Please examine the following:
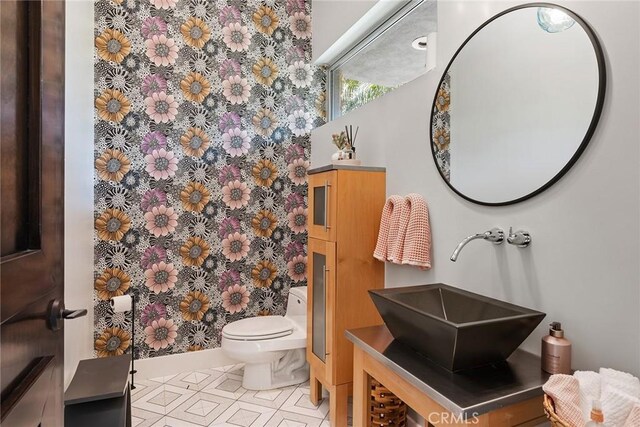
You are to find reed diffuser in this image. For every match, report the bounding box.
[331,125,360,165]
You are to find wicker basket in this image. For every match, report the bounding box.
[543,394,571,427]
[370,379,408,427]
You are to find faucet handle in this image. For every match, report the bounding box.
[507,227,531,247]
[485,227,504,244]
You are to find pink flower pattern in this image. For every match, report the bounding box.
[287,207,307,234]
[94,0,324,358]
[144,318,178,351]
[145,92,178,123]
[221,284,250,314]
[140,188,167,212]
[222,22,251,52]
[217,165,241,186]
[222,180,250,209]
[144,205,178,236]
[218,217,241,240]
[218,111,241,133]
[141,302,168,326]
[219,59,241,80]
[141,75,168,97]
[221,232,250,261]
[145,34,179,66]
[285,241,305,262]
[222,75,250,105]
[141,17,167,38]
[219,6,241,26]
[219,269,241,291]
[140,131,167,155]
[150,0,178,10]
[145,149,178,180]
[287,255,307,282]
[140,246,167,270]
[222,127,250,157]
[288,158,310,185]
[144,261,178,294]
[289,12,312,39]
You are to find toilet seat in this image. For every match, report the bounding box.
[222,316,293,341]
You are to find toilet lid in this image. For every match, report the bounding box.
[222,316,293,340]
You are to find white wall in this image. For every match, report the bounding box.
[312,0,640,375]
[64,1,95,389]
[312,0,377,61]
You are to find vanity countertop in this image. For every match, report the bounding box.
[308,164,386,174]
[346,325,550,418]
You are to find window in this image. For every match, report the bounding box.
[328,0,438,119]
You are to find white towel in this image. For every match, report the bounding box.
[543,374,585,427]
[574,370,601,421]
[601,385,640,427]
[600,368,640,399]
[624,404,640,427]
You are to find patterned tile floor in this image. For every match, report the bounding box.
[131,364,353,427]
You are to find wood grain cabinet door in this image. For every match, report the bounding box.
[306,238,336,383]
[1,1,66,425]
[307,171,337,242]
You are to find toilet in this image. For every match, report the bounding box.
[221,286,309,390]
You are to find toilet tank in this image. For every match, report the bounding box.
[286,286,307,316]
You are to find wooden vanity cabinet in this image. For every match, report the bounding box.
[306,166,386,426]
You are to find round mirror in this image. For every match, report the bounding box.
[430,3,605,206]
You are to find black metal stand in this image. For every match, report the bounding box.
[129,294,136,390]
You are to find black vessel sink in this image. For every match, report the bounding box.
[369,284,545,372]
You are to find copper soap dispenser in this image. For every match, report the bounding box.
[542,322,572,374]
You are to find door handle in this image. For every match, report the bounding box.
[323,180,331,232]
[47,299,87,331]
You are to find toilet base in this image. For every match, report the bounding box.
[242,348,310,391]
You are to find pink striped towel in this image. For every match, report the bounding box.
[374,195,405,262]
[374,194,431,270]
[625,404,640,426]
[543,374,585,427]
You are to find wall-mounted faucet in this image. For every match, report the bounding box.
[507,227,531,248]
[450,228,504,262]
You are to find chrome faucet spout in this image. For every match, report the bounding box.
[450,233,487,262]
[450,228,504,262]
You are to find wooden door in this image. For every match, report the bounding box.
[307,171,337,241]
[306,238,336,383]
[1,1,66,425]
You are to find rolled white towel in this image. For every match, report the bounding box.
[600,368,640,399]
[574,371,601,421]
[624,404,640,427]
[601,385,640,427]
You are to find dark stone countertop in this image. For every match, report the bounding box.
[346,325,549,418]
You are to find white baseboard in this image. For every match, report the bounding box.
[134,348,239,380]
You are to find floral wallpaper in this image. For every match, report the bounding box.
[432,72,450,180]
[93,0,325,359]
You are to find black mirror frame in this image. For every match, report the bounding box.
[429,2,607,206]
